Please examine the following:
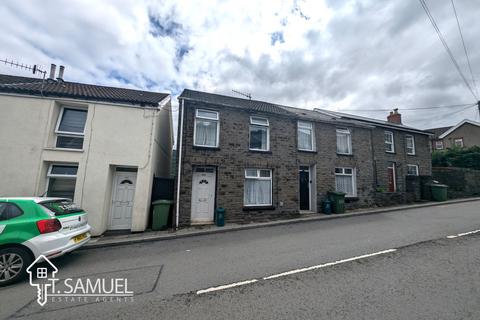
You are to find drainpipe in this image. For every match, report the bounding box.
[175,98,185,230]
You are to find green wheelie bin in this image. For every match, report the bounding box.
[152,200,173,230]
[328,191,346,214]
[430,184,448,202]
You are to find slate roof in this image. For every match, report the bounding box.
[0,74,169,107]
[426,126,452,139]
[179,89,431,134]
[314,109,432,135]
[179,89,297,117]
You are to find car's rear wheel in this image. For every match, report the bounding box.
[0,247,32,286]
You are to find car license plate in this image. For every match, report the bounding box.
[72,232,88,243]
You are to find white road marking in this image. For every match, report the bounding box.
[447,229,480,239]
[196,279,258,295]
[263,249,397,280]
[196,248,397,295]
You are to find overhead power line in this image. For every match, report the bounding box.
[418,0,478,101]
[450,0,479,97]
[335,103,473,112]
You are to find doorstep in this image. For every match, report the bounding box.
[82,197,480,250]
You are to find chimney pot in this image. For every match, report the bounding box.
[57,65,65,81]
[49,64,56,80]
[387,109,402,124]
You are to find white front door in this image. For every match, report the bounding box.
[109,171,137,230]
[191,167,216,224]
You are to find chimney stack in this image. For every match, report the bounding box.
[387,108,402,124]
[48,64,56,80]
[57,65,65,82]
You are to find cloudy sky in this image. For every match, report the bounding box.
[1,0,479,130]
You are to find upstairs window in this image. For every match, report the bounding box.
[335,167,356,197]
[336,128,352,154]
[46,164,78,200]
[407,164,419,176]
[385,131,394,153]
[55,107,87,149]
[454,138,464,148]
[249,117,269,151]
[194,109,219,147]
[435,140,444,150]
[244,169,272,206]
[406,135,415,155]
[298,121,315,151]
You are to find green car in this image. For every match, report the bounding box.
[0,197,91,286]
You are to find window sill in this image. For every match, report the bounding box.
[385,151,396,154]
[337,153,353,157]
[192,145,220,151]
[298,149,317,154]
[242,205,275,211]
[407,153,416,156]
[44,147,84,153]
[249,149,272,154]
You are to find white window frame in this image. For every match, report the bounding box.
[297,121,315,151]
[45,164,78,199]
[55,106,88,136]
[54,106,88,150]
[193,109,220,148]
[249,116,270,151]
[385,131,395,153]
[406,164,419,176]
[244,169,272,206]
[435,140,444,150]
[334,167,357,197]
[454,138,464,147]
[405,135,415,155]
[336,128,352,155]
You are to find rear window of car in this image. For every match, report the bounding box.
[40,200,84,216]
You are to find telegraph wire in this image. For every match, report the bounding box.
[418,0,478,100]
[450,0,478,97]
[335,103,474,112]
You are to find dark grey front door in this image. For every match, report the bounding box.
[299,166,310,210]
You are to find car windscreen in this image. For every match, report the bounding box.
[40,200,84,216]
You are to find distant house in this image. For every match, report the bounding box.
[428,119,480,151]
[0,67,172,235]
[174,90,432,227]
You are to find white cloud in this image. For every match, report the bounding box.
[1,0,479,132]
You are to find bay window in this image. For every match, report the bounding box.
[194,109,219,147]
[335,167,356,197]
[249,117,269,151]
[244,169,272,206]
[298,121,315,151]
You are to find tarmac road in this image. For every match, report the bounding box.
[1,200,479,319]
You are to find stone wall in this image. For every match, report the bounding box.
[432,167,480,198]
[177,99,432,225]
[371,127,432,193]
[178,100,378,225]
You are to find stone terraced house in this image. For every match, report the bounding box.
[174,89,432,227]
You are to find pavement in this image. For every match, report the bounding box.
[1,199,479,319]
[84,197,480,248]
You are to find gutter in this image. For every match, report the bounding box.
[175,98,185,230]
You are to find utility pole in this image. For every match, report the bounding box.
[477,101,480,118]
